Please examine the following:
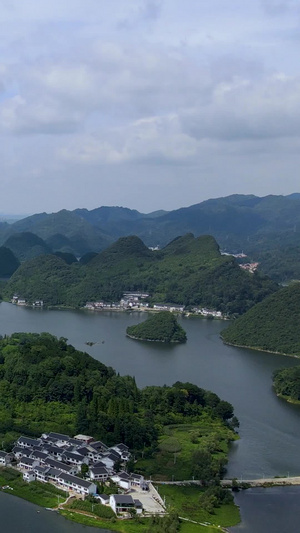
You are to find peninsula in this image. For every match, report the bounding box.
[221,282,300,357]
[126,311,187,343]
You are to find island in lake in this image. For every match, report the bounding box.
[126,311,187,343]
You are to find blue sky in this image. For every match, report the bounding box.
[1,0,300,214]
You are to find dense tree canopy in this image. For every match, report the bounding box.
[126,312,187,343]
[222,282,300,356]
[273,367,300,402]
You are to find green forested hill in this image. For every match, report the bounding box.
[0,247,20,277]
[222,282,300,356]
[4,234,277,313]
[127,312,187,343]
[4,232,51,261]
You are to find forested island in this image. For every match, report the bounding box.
[3,233,277,315]
[221,282,300,356]
[126,312,187,343]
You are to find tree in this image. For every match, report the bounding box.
[81,463,89,477]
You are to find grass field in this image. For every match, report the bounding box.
[136,418,238,480]
[0,467,66,508]
[156,484,240,528]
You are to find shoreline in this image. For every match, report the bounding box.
[126,333,184,343]
[221,338,300,359]
[6,299,228,320]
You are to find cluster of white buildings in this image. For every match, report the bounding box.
[191,307,223,318]
[239,262,259,273]
[85,292,150,311]
[2,431,147,515]
[11,295,43,307]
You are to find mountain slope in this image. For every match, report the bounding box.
[4,232,52,261]
[4,234,277,312]
[221,282,300,356]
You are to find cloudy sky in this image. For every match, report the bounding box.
[1,0,300,215]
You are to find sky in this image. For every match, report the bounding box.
[1,0,300,215]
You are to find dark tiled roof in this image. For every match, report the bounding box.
[76,446,90,456]
[44,458,73,472]
[104,450,121,461]
[98,494,109,501]
[114,443,129,451]
[48,432,71,441]
[63,451,85,462]
[34,466,49,475]
[117,470,130,480]
[92,461,106,468]
[47,468,62,478]
[90,466,108,475]
[58,472,95,489]
[12,446,23,454]
[18,436,40,447]
[19,457,35,465]
[134,499,143,507]
[17,449,32,458]
[31,451,48,460]
[0,451,9,458]
[90,440,108,452]
[112,494,134,505]
[44,445,63,455]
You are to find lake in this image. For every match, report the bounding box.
[1,302,300,531]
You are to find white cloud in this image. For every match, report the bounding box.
[0,0,300,213]
[181,74,300,141]
[59,114,198,164]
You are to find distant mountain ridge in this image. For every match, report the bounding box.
[0,194,299,281]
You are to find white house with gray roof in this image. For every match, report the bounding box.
[109,494,136,514]
[56,472,97,495]
[0,451,13,466]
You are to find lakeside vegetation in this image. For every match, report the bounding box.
[156,484,240,528]
[0,467,65,507]
[126,312,187,343]
[273,367,300,403]
[3,233,277,314]
[221,282,300,356]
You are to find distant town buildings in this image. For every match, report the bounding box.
[12,291,225,319]
[239,262,259,273]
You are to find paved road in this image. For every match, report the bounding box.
[221,476,300,487]
[155,477,300,487]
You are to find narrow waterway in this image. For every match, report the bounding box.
[1,302,300,531]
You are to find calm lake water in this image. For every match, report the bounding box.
[1,302,300,531]
[0,491,111,532]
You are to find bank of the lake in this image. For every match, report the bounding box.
[222,338,300,359]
